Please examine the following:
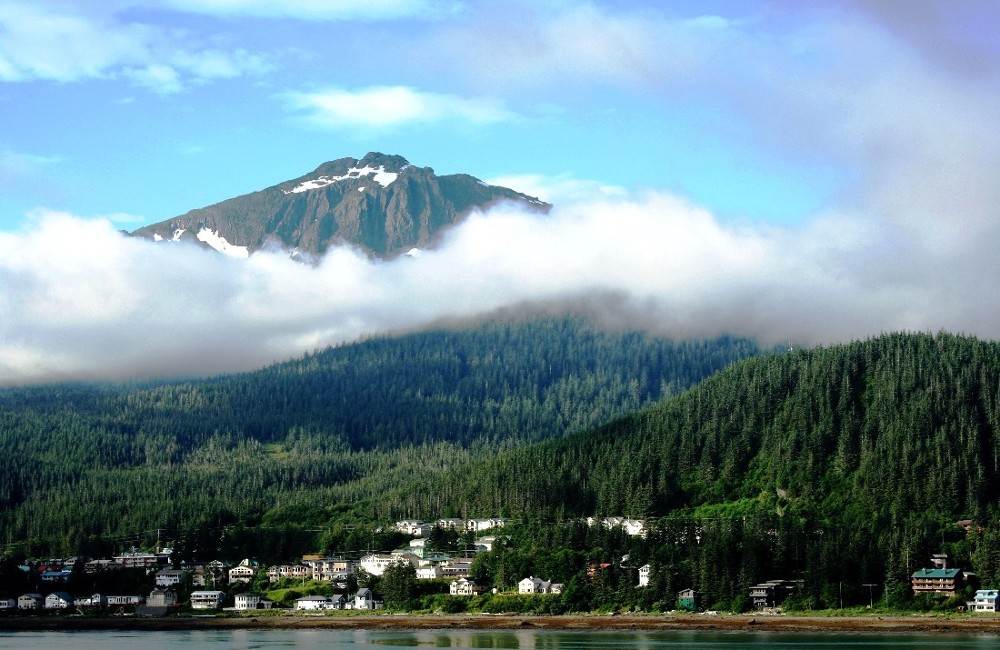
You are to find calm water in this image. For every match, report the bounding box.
[0,630,999,650]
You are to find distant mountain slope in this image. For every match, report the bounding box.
[131,152,547,258]
[0,318,762,557]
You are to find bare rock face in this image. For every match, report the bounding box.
[132,152,548,259]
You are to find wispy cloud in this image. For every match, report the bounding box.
[159,0,462,21]
[0,148,64,177]
[282,85,518,130]
[484,173,627,205]
[0,1,270,92]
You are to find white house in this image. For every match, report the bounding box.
[973,589,999,612]
[190,590,226,609]
[18,593,44,610]
[0,597,16,610]
[586,516,647,537]
[329,593,346,610]
[75,594,105,608]
[450,578,487,596]
[228,559,258,584]
[395,520,433,537]
[465,518,509,533]
[416,565,443,580]
[354,588,381,610]
[45,592,74,609]
[295,595,331,610]
[107,595,144,606]
[155,569,187,588]
[437,518,466,530]
[235,593,265,610]
[638,564,651,587]
[518,577,562,595]
[359,553,416,577]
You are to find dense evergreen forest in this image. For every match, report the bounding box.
[0,318,761,558]
[395,332,1000,609]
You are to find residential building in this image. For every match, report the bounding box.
[155,569,187,588]
[229,559,258,584]
[465,518,509,533]
[147,588,178,607]
[302,556,354,582]
[911,568,966,597]
[518,577,562,595]
[441,561,473,579]
[354,588,382,610]
[113,550,169,569]
[749,580,798,609]
[76,594,107,608]
[235,593,273,610]
[359,553,416,576]
[17,594,44,610]
[40,570,73,582]
[190,590,226,609]
[637,564,651,587]
[972,589,999,613]
[677,588,701,612]
[395,520,433,537]
[45,592,74,609]
[267,564,310,582]
[416,565,443,580]
[0,598,16,610]
[295,595,331,610]
[106,595,144,606]
[450,578,487,596]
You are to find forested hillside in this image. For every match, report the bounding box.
[405,332,1000,608]
[0,318,760,558]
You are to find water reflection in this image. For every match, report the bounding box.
[3,628,1000,650]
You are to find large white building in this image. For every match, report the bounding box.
[190,590,226,609]
[973,589,999,613]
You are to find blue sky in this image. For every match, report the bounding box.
[1,0,999,384]
[0,0,911,229]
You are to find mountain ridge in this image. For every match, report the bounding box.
[132,153,547,259]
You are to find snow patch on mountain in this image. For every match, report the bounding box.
[196,228,249,258]
[284,164,399,194]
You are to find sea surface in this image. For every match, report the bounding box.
[1,629,999,650]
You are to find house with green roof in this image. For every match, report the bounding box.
[910,568,966,597]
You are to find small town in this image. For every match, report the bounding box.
[2,516,998,618]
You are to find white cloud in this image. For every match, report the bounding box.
[0,1,271,91]
[484,173,627,205]
[282,85,518,130]
[3,182,999,385]
[159,0,461,20]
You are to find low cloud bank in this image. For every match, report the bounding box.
[2,189,997,386]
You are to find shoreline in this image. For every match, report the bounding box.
[1,613,999,634]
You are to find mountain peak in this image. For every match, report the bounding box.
[133,154,548,259]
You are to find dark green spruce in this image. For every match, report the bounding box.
[0,317,759,559]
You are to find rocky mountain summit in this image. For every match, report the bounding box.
[132,153,548,259]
